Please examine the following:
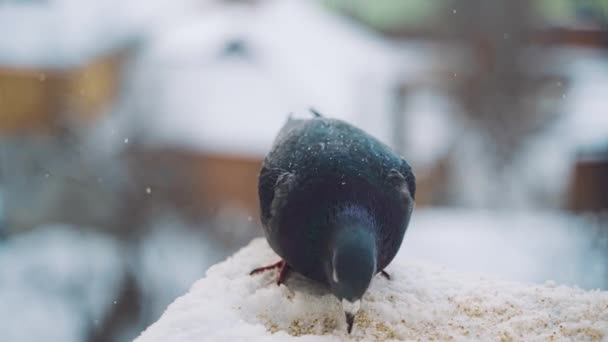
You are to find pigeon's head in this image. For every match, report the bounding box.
[325,206,377,333]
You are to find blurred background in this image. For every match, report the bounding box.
[1,0,607,340]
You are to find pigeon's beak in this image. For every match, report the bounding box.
[345,311,355,334]
[342,299,361,334]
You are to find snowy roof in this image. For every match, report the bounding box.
[129,0,420,157]
[136,237,608,341]
[0,0,198,67]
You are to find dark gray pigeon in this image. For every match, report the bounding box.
[250,110,415,333]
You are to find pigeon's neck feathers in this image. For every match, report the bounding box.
[328,206,377,301]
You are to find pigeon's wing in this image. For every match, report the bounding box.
[377,160,416,270]
[259,164,280,226]
[258,115,308,227]
[403,163,416,201]
[258,164,295,227]
[387,160,416,207]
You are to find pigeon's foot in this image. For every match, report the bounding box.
[379,270,391,280]
[249,260,292,285]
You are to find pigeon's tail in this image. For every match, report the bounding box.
[309,107,323,118]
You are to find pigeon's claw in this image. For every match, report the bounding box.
[249,260,283,275]
[249,260,291,286]
[276,262,291,285]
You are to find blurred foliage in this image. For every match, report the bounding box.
[320,0,446,31]
[536,0,608,26]
[537,0,579,23]
[321,0,608,32]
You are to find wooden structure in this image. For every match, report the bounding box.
[0,50,126,134]
[125,146,262,221]
[568,150,608,213]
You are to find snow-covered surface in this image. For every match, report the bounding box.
[127,0,429,157]
[134,218,227,324]
[0,219,228,342]
[137,237,608,341]
[0,225,124,342]
[0,0,200,67]
[400,209,608,291]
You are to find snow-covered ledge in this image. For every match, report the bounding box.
[136,238,608,341]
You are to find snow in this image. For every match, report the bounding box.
[136,237,608,341]
[133,217,227,324]
[0,219,228,342]
[127,0,422,157]
[400,89,462,170]
[0,0,200,67]
[399,209,608,291]
[0,225,124,342]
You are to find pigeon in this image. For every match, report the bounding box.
[250,110,415,334]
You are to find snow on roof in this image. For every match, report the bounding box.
[136,235,608,341]
[144,0,403,83]
[130,0,412,157]
[0,0,198,67]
